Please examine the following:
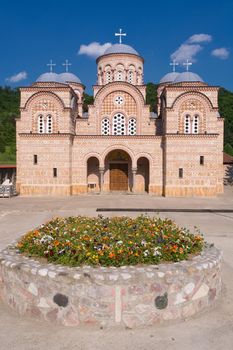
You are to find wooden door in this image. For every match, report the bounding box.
[110,164,128,191]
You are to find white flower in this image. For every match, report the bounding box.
[153,247,162,256]
[40,235,54,244]
[117,240,123,245]
[141,240,147,246]
[143,250,149,257]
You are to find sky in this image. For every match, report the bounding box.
[0,0,232,93]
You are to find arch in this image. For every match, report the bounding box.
[83,152,102,166]
[171,91,214,110]
[23,91,66,110]
[105,149,132,192]
[101,144,135,168]
[135,152,153,166]
[136,157,150,192]
[94,81,145,107]
[87,156,100,193]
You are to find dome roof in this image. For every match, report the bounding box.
[160,72,180,84]
[103,44,139,56]
[59,72,82,84]
[174,71,203,83]
[36,72,61,83]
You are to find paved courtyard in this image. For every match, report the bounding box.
[0,187,233,350]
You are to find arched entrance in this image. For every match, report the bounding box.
[136,157,149,192]
[87,157,100,192]
[105,150,132,192]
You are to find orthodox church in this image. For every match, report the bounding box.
[16,31,224,196]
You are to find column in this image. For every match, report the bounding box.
[132,167,137,193]
[99,167,104,192]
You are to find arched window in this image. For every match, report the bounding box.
[46,115,53,133]
[112,113,125,135]
[192,115,199,134]
[184,114,191,134]
[38,115,45,133]
[101,118,110,135]
[128,70,134,84]
[128,118,137,135]
[106,70,112,83]
[116,70,123,81]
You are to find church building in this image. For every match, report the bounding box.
[16,31,224,196]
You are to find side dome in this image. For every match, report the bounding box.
[174,71,203,83]
[59,72,82,84]
[104,44,139,56]
[160,72,180,84]
[36,72,61,83]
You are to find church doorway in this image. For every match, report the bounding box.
[137,157,149,192]
[110,163,128,191]
[105,150,131,192]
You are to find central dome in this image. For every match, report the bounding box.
[104,44,139,56]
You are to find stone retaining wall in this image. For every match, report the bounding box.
[0,243,222,328]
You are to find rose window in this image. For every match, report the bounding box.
[114,95,124,105]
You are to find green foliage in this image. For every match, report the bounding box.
[0,87,19,164]
[219,88,233,152]
[17,215,204,267]
[224,143,233,156]
[146,82,158,112]
[83,93,94,112]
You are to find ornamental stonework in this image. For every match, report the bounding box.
[101,90,137,116]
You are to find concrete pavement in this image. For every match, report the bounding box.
[0,187,233,350]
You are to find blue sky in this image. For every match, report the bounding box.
[0,0,232,93]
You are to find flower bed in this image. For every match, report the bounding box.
[17,216,204,267]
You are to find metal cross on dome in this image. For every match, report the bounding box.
[183,59,192,72]
[170,60,179,72]
[115,28,126,44]
[62,59,72,72]
[47,59,56,73]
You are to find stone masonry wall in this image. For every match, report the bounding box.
[0,244,222,328]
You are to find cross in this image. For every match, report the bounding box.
[170,60,179,72]
[115,28,126,44]
[62,59,72,72]
[46,59,56,73]
[183,59,192,72]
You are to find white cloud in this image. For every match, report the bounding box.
[211,47,230,59]
[6,71,27,83]
[78,42,112,58]
[170,33,212,64]
[171,44,202,64]
[187,34,212,44]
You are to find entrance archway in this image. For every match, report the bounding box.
[137,157,149,192]
[105,150,132,191]
[87,157,100,192]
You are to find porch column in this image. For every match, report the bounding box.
[132,167,137,193]
[99,167,104,192]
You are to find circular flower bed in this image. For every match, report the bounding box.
[17,215,204,267]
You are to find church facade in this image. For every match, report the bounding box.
[16,38,224,196]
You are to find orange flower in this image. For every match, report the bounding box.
[54,240,60,247]
[109,252,115,258]
[179,247,184,254]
